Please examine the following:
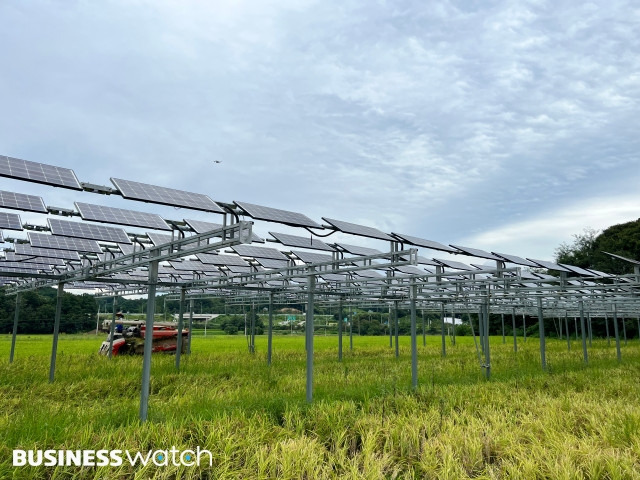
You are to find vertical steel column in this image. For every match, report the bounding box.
[338,297,343,362]
[410,281,418,389]
[388,305,392,348]
[440,303,446,357]
[187,299,194,354]
[537,298,546,370]
[501,313,505,344]
[574,317,578,340]
[249,303,256,354]
[484,301,491,380]
[349,305,353,351]
[175,287,185,370]
[267,292,274,366]
[558,316,562,340]
[394,300,399,358]
[49,282,64,383]
[305,273,315,403]
[605,313,610,346]
[565,311,570,351]
[587,313,593,347]
[139,255,159,422]
[579,301,588,364]
[479,307,485,355]
[422,309,426,347]
[451,305,456,346]
[108,296,117,359]
[9,293,20,363]
[512,308,517,353]
[622,314,627,345]
[522,313,527,342]
[613,304,621,362]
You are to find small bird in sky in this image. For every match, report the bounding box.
[213,160,222,164]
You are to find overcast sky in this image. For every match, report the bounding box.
[1,0,638,262]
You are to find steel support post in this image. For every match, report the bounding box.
[187,299,194,354]
[579,301,588,364]
[410,282,418,389]
[479,307,485,355]
[440,303,446,357]
[49,282,64,383]
[587,313,593,347]
[338,297,343,362]
[108,296,117,359]
[522,313,527,342]
[388,305,392,348]
[512,308,517,353]
[394,301,399,358]
[451,305,456,346]
[349,306,353,351]
[484,302,491,380]
[622,314,627,345]
[268,292,274,366]
[565,312,570,351]
[175,287,185,370]
[139,256,159,422]
[422,309,426,347]
[537,298,546,370]
[9,293,20,363]
[305,273,315,403]
[605,313,610,346]
[574,317,578,341]
[613,304,621,362]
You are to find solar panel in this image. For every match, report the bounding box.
[225,265,253,273]
[184,218,264,243]
[354,270,384,278]
[323,217,394,241]
[0,190,47,213]
[111,178,223,213]
[527,258,572,272]
[0,155,82,190]
[391,233,459,253]
[0,261,55,271]
[433,258,476,271]
[492,252,538,267]
[254,258,289,269]
[48,218,132,244]
[0,231,3,243]
[196,253,249,267]
[231,244,289,260]
[75,202,170,231]
[269,232,334,251]
[395,265,427,275]
[168,260,220,272]
[0,212,22,230]
[235,201,321,228]
[28,232,103,253]
[14,244,82,260]
[450,245,502,261]
[603,251,640,266]
[5,252,65,265]
[118,243,135,255]
[320,273,348,282]
[336,243,382,257]
[292,251,333,264]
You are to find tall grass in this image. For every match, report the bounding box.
[0,333,639,478]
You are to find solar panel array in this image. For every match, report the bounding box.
[231,244,289,261]
[75,202,171,231]
[196,253,249,267]
[184,219,264,243]
[527,258,572,272]
[168,260,220,272]
[493,252,538,267]
[323,217,394,241]
[111,178,223,213]
[292,251,333,264]
[14,244,82,260]
[28,232,103,253]
[450,245,502,261]
[0,155,82,190]
[391,233,459,253]
[336,243,382,257]
[48,218,132,244]
[269,232,334,251]
[0,190,47,213]
[235,201,321,228]
[5,252,65,266]
[253,258,289,269]
[0,212,22,230]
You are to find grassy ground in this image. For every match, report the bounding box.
[1,332,639,479]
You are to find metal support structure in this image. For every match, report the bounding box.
[605,313,610,346]
[440,303,446,357]
[305,273,315,403]
[537,297,546,370]
[139,254,159,422]
[175,287,185,370]
[9,293,20,363]
[579,301,588,364]
[49,282,64,383]
[410,281,418,389]
[349,306,353,351]
[394,301,399,358]
[451,305,456,346]
[613,304,621,362]
[622,313,627,345]
[484,301,491,380]
[267,292,274,366]
[512,308,517,353]
[108,296,117,359]
[388,305,392,348]
[422,309,426,347]
[479,307,485,355]
[338,297,343,362]
[587,313,593,347]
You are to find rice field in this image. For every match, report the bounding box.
[1,332,639,479]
